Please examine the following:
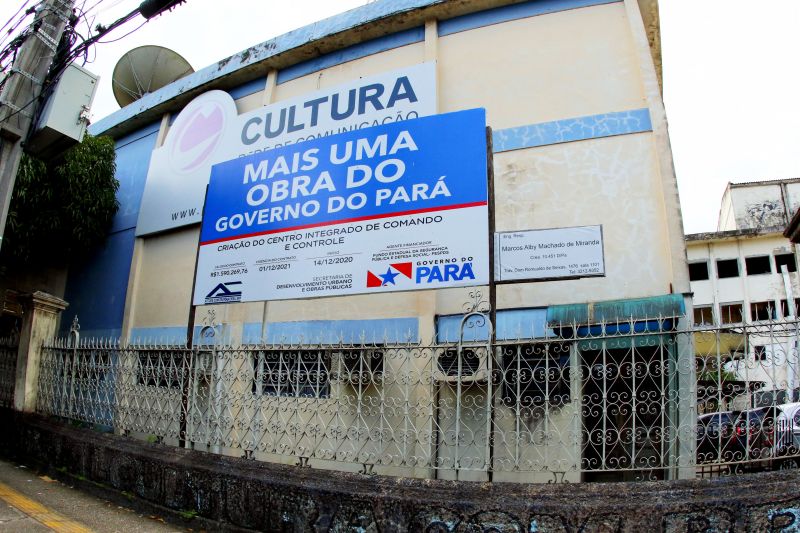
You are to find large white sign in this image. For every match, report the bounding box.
[494,225,605,281]
[136,63,437,236]
[193,109,489,304]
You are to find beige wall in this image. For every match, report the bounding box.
[438,3,644,127]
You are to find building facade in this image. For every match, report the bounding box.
[40,0,694,482]
[687,179,800,409]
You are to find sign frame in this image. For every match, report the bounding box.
[493,224,606,284]
[191,108,491,305]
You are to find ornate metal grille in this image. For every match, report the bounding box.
[34,314,800,482]
[0,335,18,407]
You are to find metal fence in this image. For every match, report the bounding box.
[0,335,17,408]
[34,314,800,482]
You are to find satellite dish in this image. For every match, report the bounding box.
[112,45,193,107]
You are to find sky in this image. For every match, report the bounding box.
[2,0,799,234]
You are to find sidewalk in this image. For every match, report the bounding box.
[0,458,186,532]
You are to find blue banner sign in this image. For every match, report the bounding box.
[194,108,489,303]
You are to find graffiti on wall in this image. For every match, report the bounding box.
[742,200,786,229]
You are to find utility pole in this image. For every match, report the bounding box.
[0,0,74,253]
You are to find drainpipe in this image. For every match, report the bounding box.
[780,182,799,401]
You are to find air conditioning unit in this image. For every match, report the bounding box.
[336,349,383,385]
[435,346,490,383]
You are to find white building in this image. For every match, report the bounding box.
[687,179,800,408]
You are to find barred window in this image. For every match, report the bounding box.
[253,350,330,398]
[693,306,714,325]
[137,350,184,388]
[754,345,767,361]
[750,301,776,321]
[500,342,571,407]
[780,298,800,318]
[720,303,743,324]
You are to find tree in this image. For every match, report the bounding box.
[1,135,118,266]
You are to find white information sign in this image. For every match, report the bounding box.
[494,225,605,281]
[136,63,437,236]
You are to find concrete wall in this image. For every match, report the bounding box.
[718,180,800,232]
[4,412,800,532]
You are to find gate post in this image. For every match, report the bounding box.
[13,291,68,412]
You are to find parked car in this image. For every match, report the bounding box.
[735,406,778,464]
[733,403,800,470]
[696,411,744,464]
[773,402,800,466]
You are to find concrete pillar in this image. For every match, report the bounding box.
[13,291,68,412]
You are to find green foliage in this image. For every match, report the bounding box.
[179,509,198,520]
[3,135,118,265]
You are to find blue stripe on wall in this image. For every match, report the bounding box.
[243,323,264,344]
[276,27,425,85]
[110,128,159,233]
[130,320,418,345]
[438,0,620,36]
[492,108,652,153]
[129,326,186,344]
[106,120,161,145]
[60,228,136,339]
[62,122,163,340]
[437,309,551,343]
[128,325,232,345]
[228,76,267,100]
[265,318,419,344]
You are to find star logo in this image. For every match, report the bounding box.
[379,268,399,286]
[366,262,413,288]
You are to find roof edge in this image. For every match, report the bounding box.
[90,0,656,139]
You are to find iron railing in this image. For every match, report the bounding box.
[0,335,17,407]
[34,315,800,482]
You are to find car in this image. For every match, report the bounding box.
[773,402,800,467]
[735,406,778,465]
[696,411,745,464]
[733,403,800,470]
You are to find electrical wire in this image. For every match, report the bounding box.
[2,0,179,128]
[0,0,36,36]
[96,18,144,43]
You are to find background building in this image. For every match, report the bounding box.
[687,179,800,408]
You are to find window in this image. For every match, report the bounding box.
[745,255,771,275]
[693,306,714,325]
[775,253,797,273]
[500,342,570,407]
[780,298,800,318]
[337,348,383,383]
[720,303,743,324]
[137,350,184,388]
[689,262,710,281]
[253,350,330,398]
[716,259,740,278]
[438,347,482,377]
[754,345,767,361]
[750,301,776,321]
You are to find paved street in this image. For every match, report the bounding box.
[0,458,188,532]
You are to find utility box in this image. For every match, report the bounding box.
[26,63,98,160]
